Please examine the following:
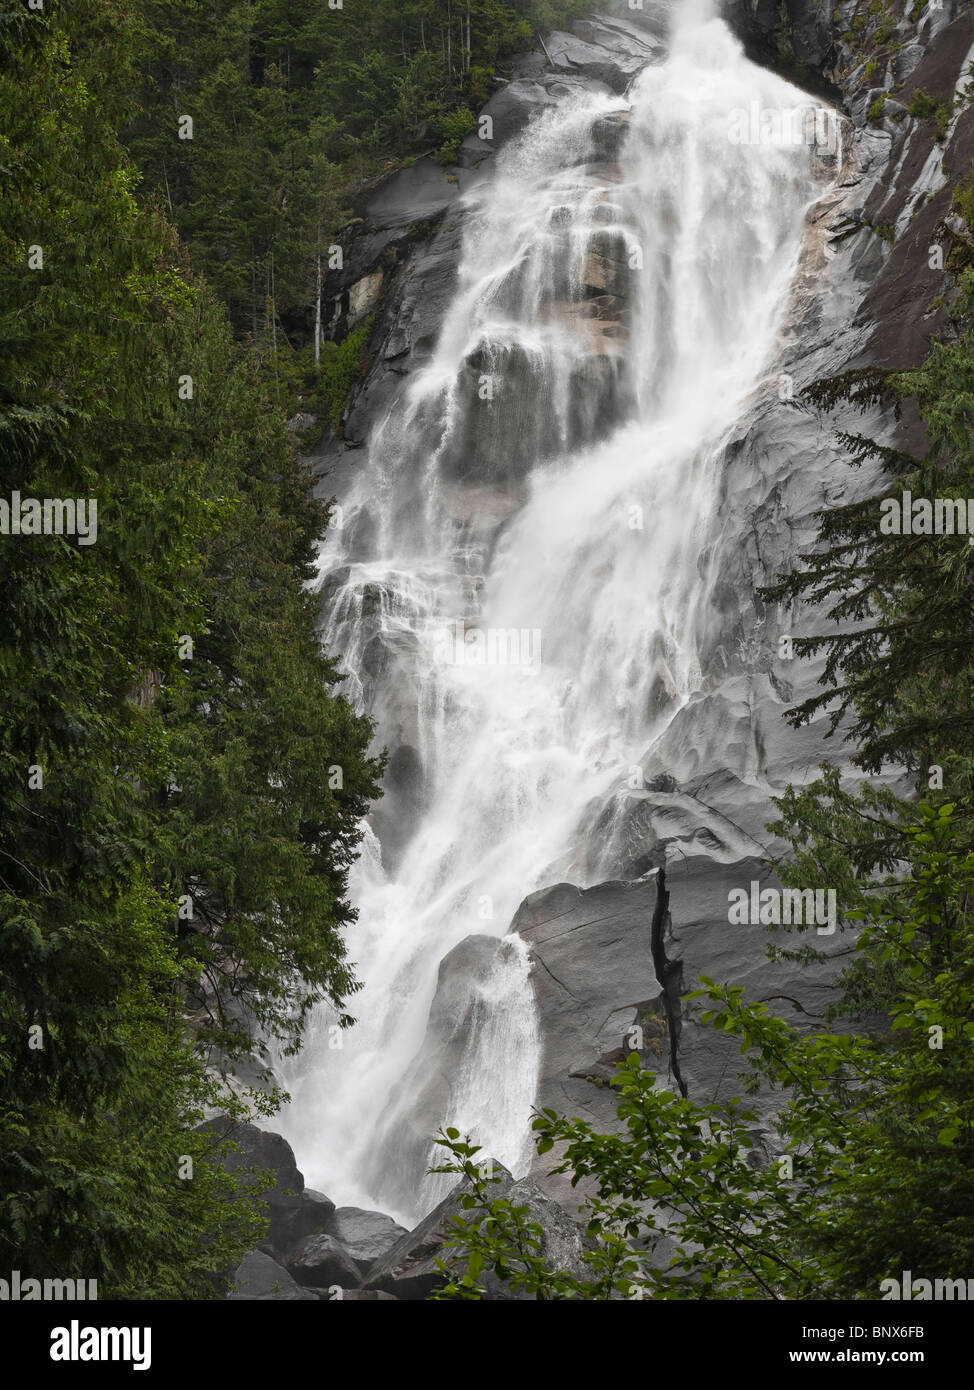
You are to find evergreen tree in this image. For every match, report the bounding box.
[1,0,381,1294]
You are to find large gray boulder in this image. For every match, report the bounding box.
[228,1251,318,1302]
[198,1117,304,1250]
[325,1207,410,1274]
[497,1177,591,1297]
[361,1167,588,1300]
[284,1233,362,1289]
[283,1188,338,1250]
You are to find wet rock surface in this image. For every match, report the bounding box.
[325,1207,410,1273]
[223,1133,415,1298]
[229,1251,319,1302]
[287,2,973,1260]
[360,1163,588,1300]
[283,1233,362,1289]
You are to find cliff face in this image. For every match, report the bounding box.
[727,0,974,371]
[290,3,974,1228]
[318,3,974,454]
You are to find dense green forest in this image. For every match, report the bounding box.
[0,0,385,1296]
[123,0,589,407]
[0,0,590,1297]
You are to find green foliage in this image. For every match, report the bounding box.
[318,318,376,433]
[1,878,269,1299]
[760,271,974,779]
[435,107,478,166]
[430,808,974,1300]
[1,0,381,1292]
[122,0,591,374]
[906,85,950,138]
[952,174,974,231]
[908,86,939,119]
[867,92,887,122]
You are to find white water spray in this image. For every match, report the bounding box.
[275,7,835,1226]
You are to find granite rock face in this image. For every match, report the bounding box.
[308,5,674,468]
[498,0,971,1207]
[293,2,973,1249]
[228,1251,319,1302]
[506,0,972,1204]
[324,1207,410,1274]
[360,1164,588,1300]
[283,1233,363,1289]
[512,880,661,1123]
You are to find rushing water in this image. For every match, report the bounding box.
[275,4,835,1226]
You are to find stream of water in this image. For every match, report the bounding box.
[275,2,833,1226]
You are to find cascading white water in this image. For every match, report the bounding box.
[275,4,836,1226]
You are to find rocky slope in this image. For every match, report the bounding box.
[218,1119,584,1300]
[226,0,974,1293]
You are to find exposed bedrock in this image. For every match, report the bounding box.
[512,858,853,1207]
[291,3,974,1241]
[360,1161,588,1299]
[220,1117,584,1300]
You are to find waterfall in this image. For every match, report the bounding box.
[274,6,836,1227]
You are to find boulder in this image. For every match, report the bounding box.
[493,1178,590,1297]
[198,1118,304,1250]
[285,1188,338,1248]
[360,1170,505,1300]
[325,1207,410,1273]
[361,1165,587,1300]
[284,1233,362,1289]
[228,1251,318,1302]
